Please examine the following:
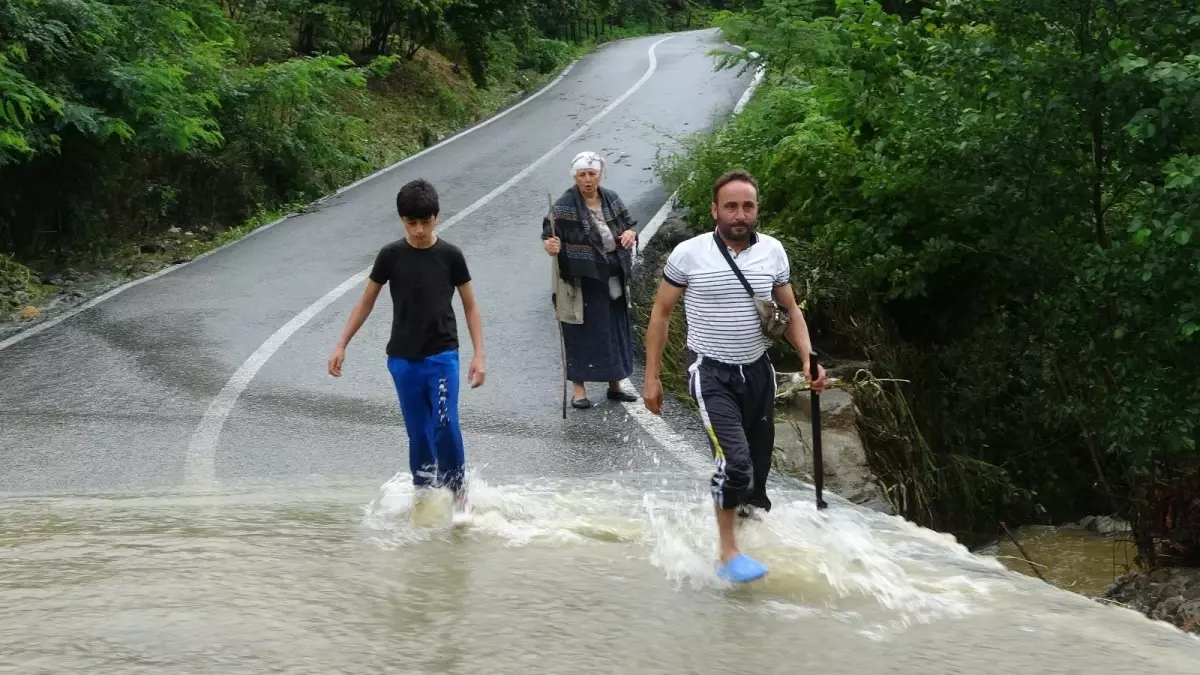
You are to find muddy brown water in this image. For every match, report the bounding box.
[3,473,1199,674]
[995,524,1138,597]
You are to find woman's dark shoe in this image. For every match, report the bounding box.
[572,398,593,409]
[606,389,638,402]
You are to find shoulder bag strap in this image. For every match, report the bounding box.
[713,231,756,298]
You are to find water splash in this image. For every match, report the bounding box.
[360,469,1008,638]
[361,469,646,549]
[636,486,1004,637]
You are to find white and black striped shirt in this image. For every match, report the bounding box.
[663,230,791,365]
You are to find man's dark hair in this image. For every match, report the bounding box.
[711,170,759,204]
[396,179,440,219]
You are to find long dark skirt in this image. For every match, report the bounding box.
[560,275,633,383]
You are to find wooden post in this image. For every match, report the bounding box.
[548,193,567,419]
[1001,521,1048,582]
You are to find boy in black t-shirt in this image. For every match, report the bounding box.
[327,179,485,517]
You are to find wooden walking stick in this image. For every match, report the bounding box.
[549,193,567,419]
[810,351,828,510]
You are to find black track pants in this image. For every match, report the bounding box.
[686,352,776,511]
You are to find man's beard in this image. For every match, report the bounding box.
[718,219,754,240]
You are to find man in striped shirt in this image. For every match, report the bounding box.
[643,169,827,583]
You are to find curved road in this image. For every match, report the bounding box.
[0,31,736,495]
[4,29,1200,675]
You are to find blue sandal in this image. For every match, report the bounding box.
[717,553,768,583]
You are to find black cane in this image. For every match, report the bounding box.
[810,351,827,510]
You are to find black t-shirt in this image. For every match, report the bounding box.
[368,237,471,359]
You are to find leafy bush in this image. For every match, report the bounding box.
[518,38,574,74]
[667,0,1200,551]
[218,55,371,204]
[0,253,35,314]
[0,0,232,253]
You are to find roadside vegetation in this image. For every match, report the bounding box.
[0,0,716,321]
[657,0,1200,566]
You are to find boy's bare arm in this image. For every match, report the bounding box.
[458,281,486,387]
[328,280,383,377]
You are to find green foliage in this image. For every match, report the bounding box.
[0,253,37,315]
[219,55,372,201]
[1,0,715,261]
[0,0,231,165]
[445,0,508,87]
[518,37,574,74]
[0,0,238,253]
[668,0,1200,546]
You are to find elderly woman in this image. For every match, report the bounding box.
[542,151,639,409]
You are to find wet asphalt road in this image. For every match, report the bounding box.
[0,30,752,495]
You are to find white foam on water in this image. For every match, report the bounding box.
[359,470,1006,637]
[641,489,727,589]
[360,469,647,549]
[637,485,1010,637]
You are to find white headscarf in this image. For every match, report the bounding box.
[570,151,605,177]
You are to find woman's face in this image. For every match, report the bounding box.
[574,168,600,197]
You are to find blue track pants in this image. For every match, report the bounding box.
[387,349,466,493]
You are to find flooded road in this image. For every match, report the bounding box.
[4,473,1199,673]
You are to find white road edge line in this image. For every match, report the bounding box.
[634,192,678,255]
[618,376,710,473]
[183,36,676,487]
[0,56,581,354]
[617,49,765,474]
[635,51,762,253]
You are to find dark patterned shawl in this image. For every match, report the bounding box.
[541,185,637,282]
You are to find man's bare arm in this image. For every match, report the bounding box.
[643,279,684,414]
[645,279,683,378]
[772,283,826,390]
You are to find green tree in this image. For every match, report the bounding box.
[670,0,1200,555]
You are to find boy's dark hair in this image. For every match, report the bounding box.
[396,179,440,219]
[711,170,759,204]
